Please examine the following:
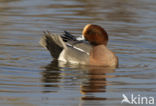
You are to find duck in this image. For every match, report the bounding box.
[40,24,118,67]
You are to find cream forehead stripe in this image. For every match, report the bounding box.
[82,24,92,34]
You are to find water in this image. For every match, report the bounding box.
[0,0,156,106]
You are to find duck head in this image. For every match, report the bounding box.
[82,24,108,46]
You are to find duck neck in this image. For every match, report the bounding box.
[92,44,107,51]
[91,44,107,57]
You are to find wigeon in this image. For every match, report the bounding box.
[40,24,118,67]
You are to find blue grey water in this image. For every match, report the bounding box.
[0,0,156,106]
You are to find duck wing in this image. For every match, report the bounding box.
[62,31,91,54]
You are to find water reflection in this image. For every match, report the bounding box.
[42,60,61,93]
[80,66,115,102]
[42,60,116,104]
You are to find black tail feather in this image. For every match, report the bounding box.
[62,31,77,41]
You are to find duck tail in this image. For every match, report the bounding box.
[40,31,66,59]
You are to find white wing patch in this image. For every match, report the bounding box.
[66,43,89,55]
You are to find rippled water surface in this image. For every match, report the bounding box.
[0,0,156,106]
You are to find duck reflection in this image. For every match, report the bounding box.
[41,60,61,93]
[80,66,115,101]
[42,60,116,103]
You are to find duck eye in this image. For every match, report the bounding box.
[86,30,94,35]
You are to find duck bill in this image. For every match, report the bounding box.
[73,35,88,45]
[76,35,85,41]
